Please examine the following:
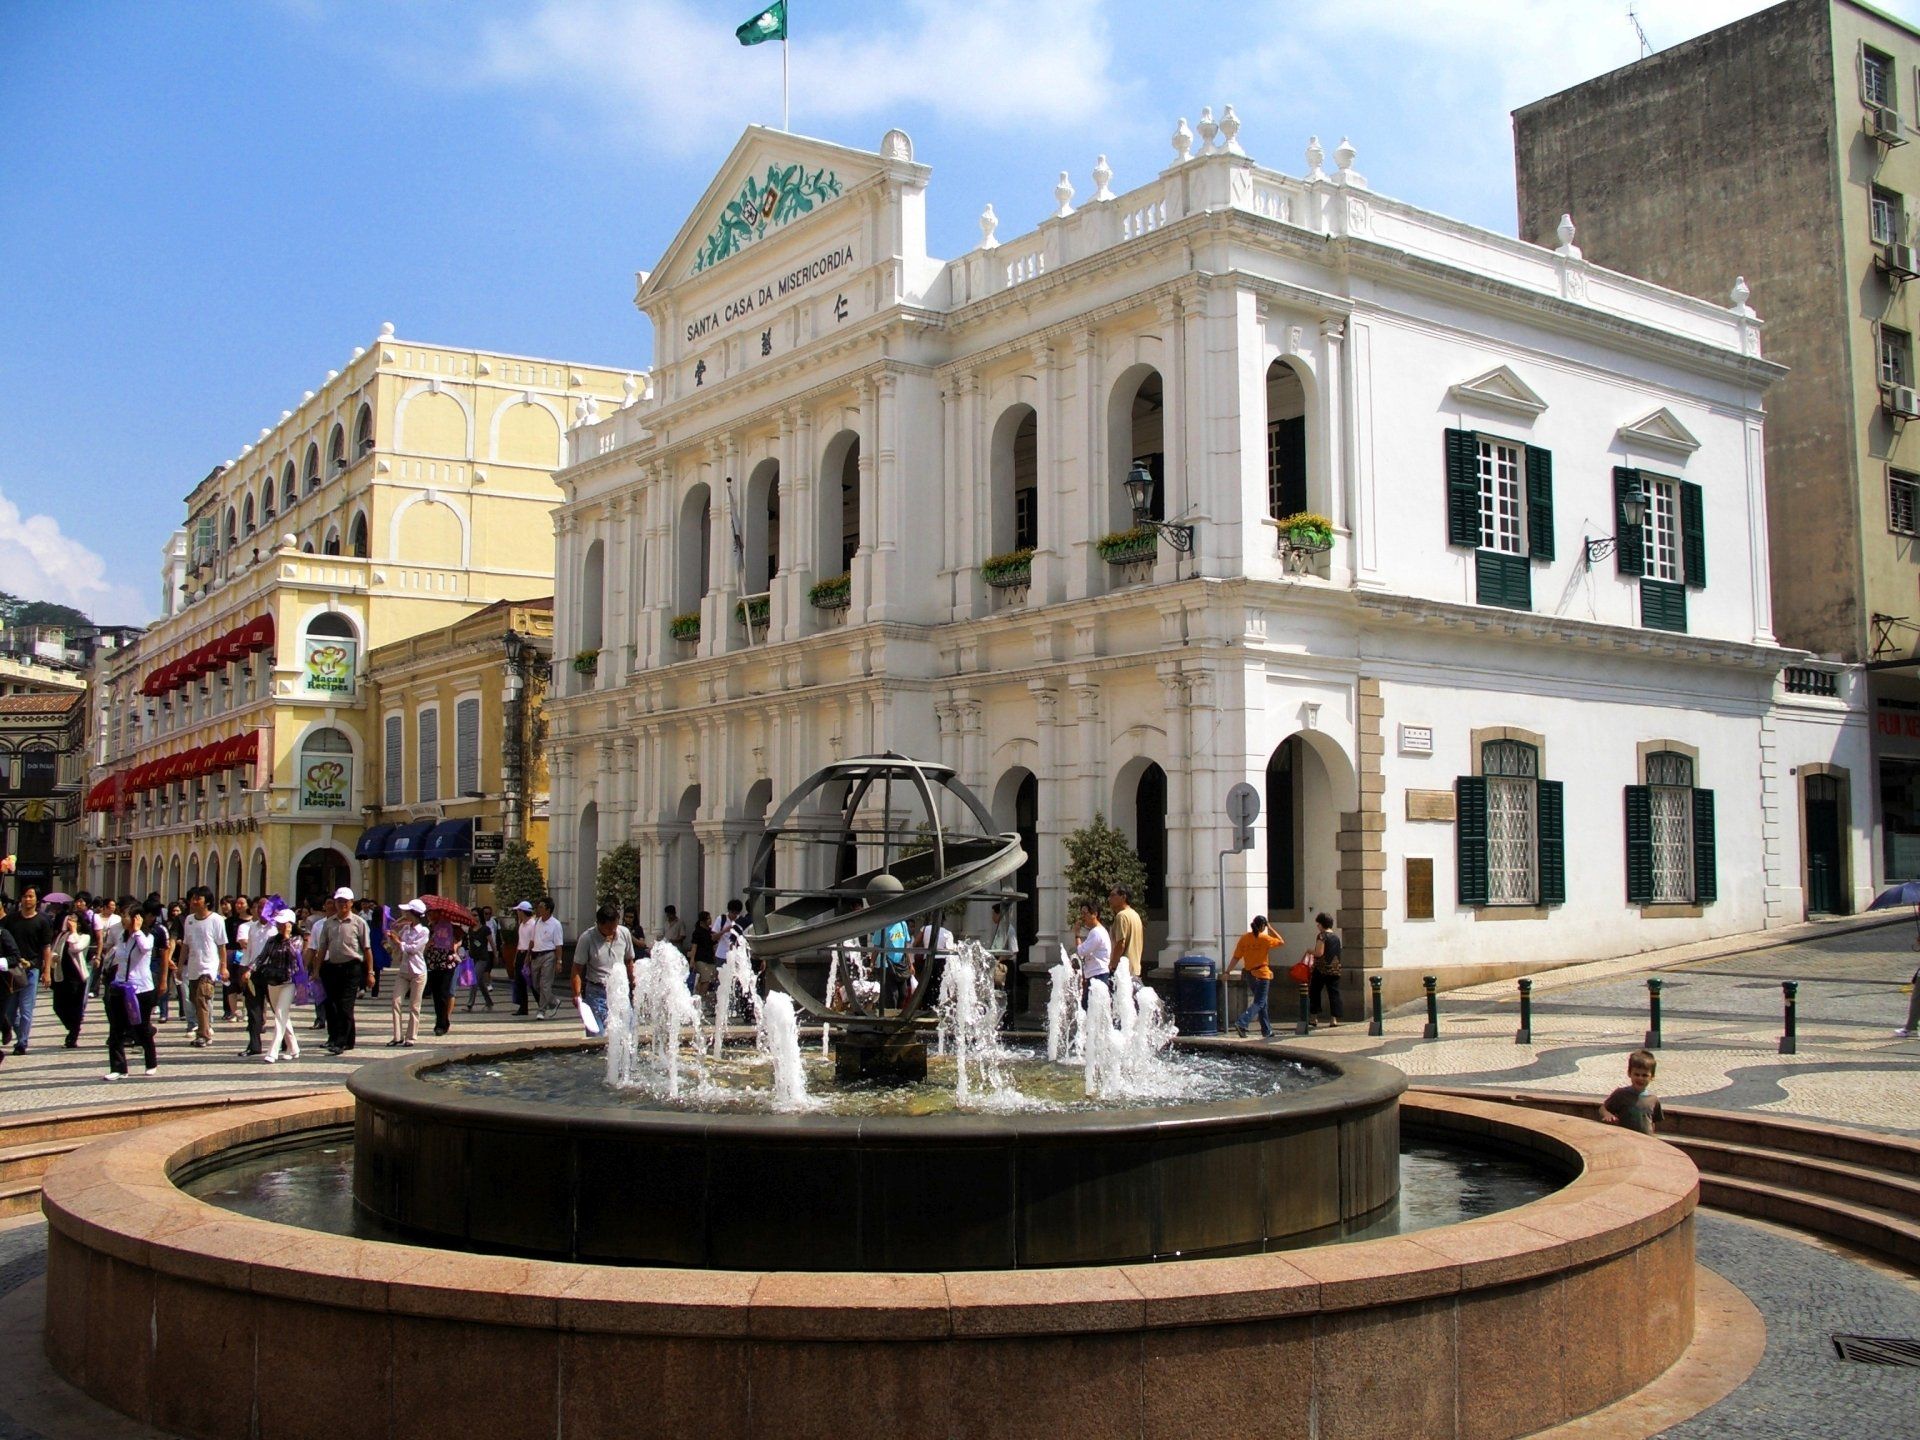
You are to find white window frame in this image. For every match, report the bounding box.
[1482,739,1538,906]
[1475,436,1525,555]
[1881,326,1912,388]
[1641,475,1681,583]
[454,694,481,799]
[1893,470,1920,536]
[1873,186,1903,246]
[417,705,440,805]
[1645,751,1695,906]
[382,713,404,807]
[1864,45,1895,109]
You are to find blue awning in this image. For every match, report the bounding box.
[384,819,437,858]
[353,824,395,860]
[421,818,473,860]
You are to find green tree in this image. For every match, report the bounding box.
[489,839,545,911]
[594,841,640,916]
[1061,813,1148,925]
[14,600,91,630]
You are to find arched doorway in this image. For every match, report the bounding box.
[817,431,861,580]
[295,848,352,908]
[227,852,243,899]
[676,485,711,619]
[990,404,1039,556]
[167,856,181,903]
[1264,359,1309,521]
[1107,366,1165,535]
[744,460,780,596]
[743,778,774,899]
[1803,769,1852,916]
[250,849,268,898]
[1262,730,1357,931]
[575,801,600,933]
[672,785,703,917]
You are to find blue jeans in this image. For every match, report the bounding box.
[581,980,609,1033]
[7,969,40,1050]
[1237,977,1271,1038]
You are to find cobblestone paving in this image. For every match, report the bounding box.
[1658,1214,1920,1439]
[0,1221,50,1440]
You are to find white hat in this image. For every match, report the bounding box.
[400,899,427,915]
[274,910,296,927]
[332,887,355,902]
[513,900,534,913]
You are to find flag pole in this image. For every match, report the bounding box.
[781,28,790,131]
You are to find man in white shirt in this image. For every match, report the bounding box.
[915,914,955,993]
[527,897,565,1019]
[512,900,536,1013]
[713,900,743,963]
[181,886,228,1047]
[1073,899,1113,1005]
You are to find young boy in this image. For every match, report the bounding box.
[1598,1048,1665,1134]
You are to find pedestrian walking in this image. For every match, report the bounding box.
[526,897,564,1019]
[180,887,226,1047]
[52,908,94,1048]
[1107,886,1144,988]
[229,895,266,1056]
[1309,913,1343,1027]
[1,887,56,1055]
[101,903,158,1079]
[572,905,636,1034]
[388,900,428,1046]
[512,900,536,1013]
[314,887,374,1054]
[161,900,187,1025]
[1226,915,1282,1040]
[464,906,497,1010]
[661,905,687,951]
[422,911,465,1036]
[691,909,718,1006]
[253,901,302,1063]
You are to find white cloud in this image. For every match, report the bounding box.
[464,0,1126,154]
[0,488,154,626]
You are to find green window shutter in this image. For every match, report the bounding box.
[1641,578,1688,633]
[1476,550,1533,610]
[1624,786,1654,905]
[1525,446,1555,561]
[1680,481,1706,588]
[1446,429,1481,547]
[1613,468,1644,576]
[1692,788,1717,904]
[1537,779,1566,905]
[1456,776,1488,906]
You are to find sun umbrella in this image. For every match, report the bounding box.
[40,891,73,905]
[1868,881,1920,910]
[415,894,477,928]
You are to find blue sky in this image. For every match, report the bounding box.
[4,0,1914,624]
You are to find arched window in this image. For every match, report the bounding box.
[301,541,315,554]
[302,612,356,697]
[223,507,238,549]
[281,463,297,511]
[354,402,374,456]
[990,404,1038,556]
[744,459,779,593]
[242,494,256,535]
[298,726,354,811]
[1458,737,1563,909]
[328,424,347,475]
[303,443,321,493]
[1107,366,1165,534]
[580,539,606,654]
[323,528,341,556]
[1626,749,1715,908]
[1266,738,1298,915]
[676,484,712,617]
[260,479,276,520]
[348,512,369,558]
[1265,359,1308,520]
[816,431,860,580]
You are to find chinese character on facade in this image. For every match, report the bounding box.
[761,330,772,357]
[694,359,707,386]
[834,293,849,322]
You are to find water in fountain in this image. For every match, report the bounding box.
[1046,946,1082,1062]
[1079,972,1183,1099]
[934,940,1011,1104]
[605,940,707,1099]
[712,944,763,1057]
[759,991,812,1111]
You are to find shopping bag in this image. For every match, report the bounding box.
[292,968,321,1007]
[109,981,142,1026]
[455,957,477,989]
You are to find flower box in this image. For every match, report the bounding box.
[981,547,1034,589]
[668,612,701,643]
[807,573,852,611]
[570,649,601,676]
[734,595,771,627]
[1096,526,1159,566]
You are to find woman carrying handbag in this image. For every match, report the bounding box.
[103,903,158,1080]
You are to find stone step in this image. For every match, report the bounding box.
[0,1137,82,1185]
[1699,1172,1920,1270]
[1675,1135,1920,1219]
[0,1178,43,1220]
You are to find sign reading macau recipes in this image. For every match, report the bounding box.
[302,758,351,810]
[302,637,356,696]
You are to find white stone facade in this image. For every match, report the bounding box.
[547,118,1873,1002]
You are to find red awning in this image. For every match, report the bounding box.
[243,614,276,653]
[216,627,249,663]
[241,730,260,763]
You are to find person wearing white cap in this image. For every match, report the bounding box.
[526,897,565,1019]
[253,901,302,1063]
[388,899,429,1047]
[512,900,537,1014]
[314,888,373,1054]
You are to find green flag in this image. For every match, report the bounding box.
[736,1,786,45]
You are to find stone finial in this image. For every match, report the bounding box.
[351,346,365,359]
[979,202,1000,249]
[379,321,395,338]
[258,428,270,441]
[1173,117,1193,163]
[1305,136,1325,180]
[880,128,913,162]
[325,369,338,382]
[1333,137,1365,187]
[1730,276,1755,316]
[1220,104,1244,156]
[301,390,314,404]
[280,410,292,422]
[1054,170,1076,219]
[582,394,600,423]
[623,373,640,406]
[239,443,252,457]
[1555,214,1582,259]
[1092,155,1115,202]
[1197,106,1218,153]
[281,533,298,550]
[572,395,589,426]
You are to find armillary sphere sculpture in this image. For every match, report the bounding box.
[744,754,1025,1079]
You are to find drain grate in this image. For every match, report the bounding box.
[1832,1335,1920,1366]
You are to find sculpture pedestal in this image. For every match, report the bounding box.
[832,1028,928,1084]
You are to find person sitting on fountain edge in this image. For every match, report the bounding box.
[573,906,637,1035]
[1074,900,1113,1006]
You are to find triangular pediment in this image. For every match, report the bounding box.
[1617,407,1702,457]
[1448,365,1548,418]
[640,126,922,305]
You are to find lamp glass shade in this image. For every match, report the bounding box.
[1620,493,1647,529]
[1123,462,1155,522]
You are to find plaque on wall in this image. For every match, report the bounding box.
[1398,724,1434,755]
[1406,857,1435,921]
[1406,789,1457,822]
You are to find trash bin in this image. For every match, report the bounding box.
[1173,955,1220,1036]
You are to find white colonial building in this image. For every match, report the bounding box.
[548,115,1872,1009]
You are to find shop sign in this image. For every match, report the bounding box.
[302,757,351,810]
[303,637,356,695]
[469,830,504,885]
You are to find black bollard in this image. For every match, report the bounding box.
[1515,977,1533,1045]
[1368,974,1384,1037]
[1422,975,1439,1040]
[1779,980,1798,1055]
[1644,977,1663,1050]
[1296,982,1312,1037]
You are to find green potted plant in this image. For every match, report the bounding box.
[980,546,1035,588]
[807,572,852,610]
[570,648,600,675]
[1096,525,1158,565]
[668,611,701,642]
[735,594,771,627]
[1276,511,1334,552]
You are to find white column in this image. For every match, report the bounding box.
[1158,665,1194,969]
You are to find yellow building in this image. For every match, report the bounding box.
[84,325,629,905]
[360,598,553,907]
